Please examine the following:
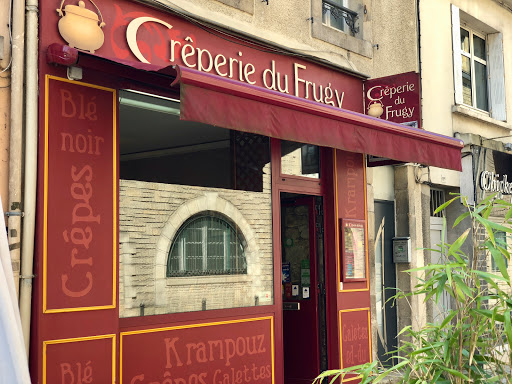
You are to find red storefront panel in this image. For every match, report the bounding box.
[121,317,274,384]
[44,76,116,312]
[43,335,115,384]
[339,309,371,374]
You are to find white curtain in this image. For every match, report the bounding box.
[0,195,31,383]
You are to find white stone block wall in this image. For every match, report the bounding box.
[119,177,273,318]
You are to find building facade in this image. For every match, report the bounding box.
[9,0,512,383]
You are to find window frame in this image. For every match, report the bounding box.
[460,27,489,112]
[311,0,372,58]
[451,4,507,122]
[322,0,348,33]
[167,212,248,277]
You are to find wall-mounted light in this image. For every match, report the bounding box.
[119,89,180,116]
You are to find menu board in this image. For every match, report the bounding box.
[341,219,366,281]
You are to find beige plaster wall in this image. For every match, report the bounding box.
[420,0,512,186]
[0,0,10,213]
[369,0,419,77]
[155,0,376,75]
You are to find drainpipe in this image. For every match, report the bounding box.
[8,0,25,301]
[19,0,38,355]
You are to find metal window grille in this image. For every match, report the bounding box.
[430,189,446,218]
[167,213,247,277]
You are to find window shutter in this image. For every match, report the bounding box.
[451,5,463,105]
[488,32,507,121]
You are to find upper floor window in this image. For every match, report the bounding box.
[460,27,488,112]
[451,5,507,121]
[312,0,371,57]
[322,0,358,36]
[167,213,247,277]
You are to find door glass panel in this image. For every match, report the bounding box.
[281,140,320,178]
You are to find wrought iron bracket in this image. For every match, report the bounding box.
[322,0,359,36]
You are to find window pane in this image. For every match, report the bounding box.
[473,35,486,60]
[169,215,247,276]
[322,0,345,31]
[461,55,472,105]
[460,28,470,53]
[119,90,273,317]
[281,141,320,178]
[474,61,488,111]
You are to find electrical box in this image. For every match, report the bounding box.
[393,237,411,263]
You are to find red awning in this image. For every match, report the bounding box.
[172,66,463,171]
[47,44,464,171]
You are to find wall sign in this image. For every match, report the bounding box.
[43,76,116,312]
[364,72,421,128]
[121,317,274,384]
[341,219,366,282]
[479,171,512,195]
[43,0,364,114]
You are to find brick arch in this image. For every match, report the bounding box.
[154,192,262,291]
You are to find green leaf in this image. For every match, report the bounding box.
[440,310,457,329]
[472,269,508,282]
[434,196,459,215]
[473,308,506,322]
[505,207,512,221]
[443,367,471,380]
[447,228,470,262]
[452,275,472,298]
[504,309,512,346]
[488,242,510,281]
[482,204,493,219]
[474,215,495,245]
[452,211,470,228]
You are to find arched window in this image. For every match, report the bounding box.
[167,212,247,276]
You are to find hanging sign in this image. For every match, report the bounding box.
[364,72,421,128]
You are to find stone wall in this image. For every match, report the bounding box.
[119,178,273,318]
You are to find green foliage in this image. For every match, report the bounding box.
[315,195,512,384]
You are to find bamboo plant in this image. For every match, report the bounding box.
[315,194,512,384]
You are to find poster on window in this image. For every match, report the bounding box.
[341,219,366,282]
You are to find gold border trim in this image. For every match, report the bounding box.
[42,334,116,384]
[120,316,274,384]
[336,152,370,292]
[43,75,117,313]
[338,307,372,382]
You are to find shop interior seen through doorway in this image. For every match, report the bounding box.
[281,193,327,384]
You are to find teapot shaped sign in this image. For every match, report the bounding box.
[57,0,106,53]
